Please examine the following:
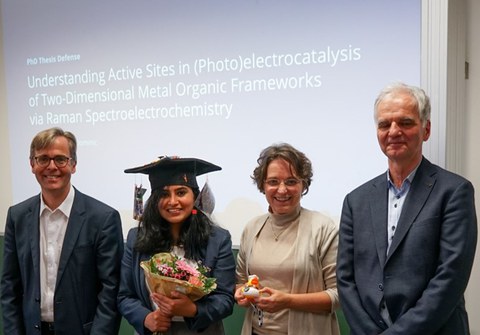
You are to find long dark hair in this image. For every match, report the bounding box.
[134,188,213,260]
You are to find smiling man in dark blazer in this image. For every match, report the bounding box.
[337,83,477,335]
[1,127,124,335]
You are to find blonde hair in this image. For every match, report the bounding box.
[29,127,77,163]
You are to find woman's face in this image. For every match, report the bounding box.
[158,185,195,226]
[264,158,303,215]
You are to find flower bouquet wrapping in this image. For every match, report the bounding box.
[140,252,217,301]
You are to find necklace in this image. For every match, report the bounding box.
[269,218,286,241]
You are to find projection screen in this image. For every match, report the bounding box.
[1,0,421,244]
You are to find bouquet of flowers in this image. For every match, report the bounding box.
[140,252,217,301]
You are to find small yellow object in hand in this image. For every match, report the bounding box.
[241,274,260,300]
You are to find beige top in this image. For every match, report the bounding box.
[249,208,300,334]
[236,207,340,335]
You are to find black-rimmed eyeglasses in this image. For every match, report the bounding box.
[33,155,72,168]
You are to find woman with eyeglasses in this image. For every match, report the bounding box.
[234,143,340,335]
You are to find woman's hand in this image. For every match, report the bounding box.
[256,287,289,313]
[151,291,197,318]
[234,285,255,307]
[144,309,172,333]
[256,287,332,314]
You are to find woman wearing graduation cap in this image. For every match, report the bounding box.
[118,156,236,335]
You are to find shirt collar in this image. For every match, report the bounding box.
[40,185,75,218]
[386,162,420,193]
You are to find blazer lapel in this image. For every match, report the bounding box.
[386,159,436,261]
[56,191,87,288]
[29,196,42,284]
[370,175,389,267]
[139,253,154,305]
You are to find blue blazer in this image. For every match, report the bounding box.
[1,188,124,335]
[118,225,236,335]
[337,158,477,335]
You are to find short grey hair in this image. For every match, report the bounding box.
[374,82,431,127]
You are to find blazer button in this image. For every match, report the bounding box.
[378,283,384,291]
[34,324,40,329]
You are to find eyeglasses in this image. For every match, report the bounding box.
[264,178,302,188]
[33,155,72,168]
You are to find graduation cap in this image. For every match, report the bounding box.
[124,156,221,191]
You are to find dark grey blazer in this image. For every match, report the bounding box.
[337,158,477,335]
[1,188,124,335]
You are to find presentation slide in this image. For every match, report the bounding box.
[1,0,421,244]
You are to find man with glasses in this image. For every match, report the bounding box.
[1,127,124,335]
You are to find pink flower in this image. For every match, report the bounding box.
[146,252,216,295]
[176,259,200,277]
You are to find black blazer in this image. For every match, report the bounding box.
[1,188,124,335]
[337,158,477,335]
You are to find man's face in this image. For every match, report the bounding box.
[376,91,430,165]
[31,136,76,199]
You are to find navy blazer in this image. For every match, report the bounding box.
[118,225,236,335]
[337,158,477,335]
[1,188,124,335]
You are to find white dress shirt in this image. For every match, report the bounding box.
[39,186,75,322]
